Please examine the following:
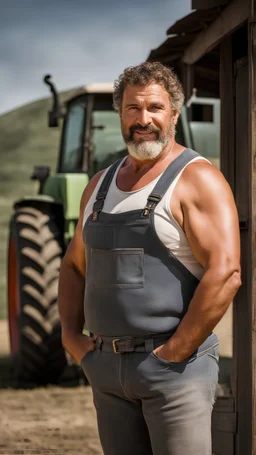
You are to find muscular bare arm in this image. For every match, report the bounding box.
[58,171,104,363]
[155,162,241,362]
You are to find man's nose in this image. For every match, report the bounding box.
[137,109,152,126]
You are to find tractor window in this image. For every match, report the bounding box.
[188,100,220,169]
[60,100,86,172]
[191,104,214,122]
[92,110,126,172]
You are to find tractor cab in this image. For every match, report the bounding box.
[44,76,126,177]
[57,84,126,176]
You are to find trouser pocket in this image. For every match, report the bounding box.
[150,343,219,371]
[206,345,219,365]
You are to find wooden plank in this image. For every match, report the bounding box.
[148,53,182,65]
[181,63,195,102]
[233,51,252,455]
[212,397,235,454]
[234,57,249,223]
[183,0,249,64]
[217,34,237,411]
[218,36,237,406]
[220,35,235,192]
[212,412,236,433]
[212,432,234,454]
[148,35,196,62]
[248,2,256,452]
[192,0,230,9]
[167,10,220,36]
[214,396,235,413]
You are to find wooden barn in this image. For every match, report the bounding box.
[147,1,256,453]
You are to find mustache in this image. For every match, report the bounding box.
[129,124,160,140]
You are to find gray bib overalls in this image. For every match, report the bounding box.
[82,149,219,455]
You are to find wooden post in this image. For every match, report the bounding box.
[182,63,195,102]
[219,35,238,403]
[248,1,256,452]
[234,51,252,455]
[220,35,235,192]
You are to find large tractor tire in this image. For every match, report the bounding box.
[8,206,67,385]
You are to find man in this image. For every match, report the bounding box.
[58,62,241,455]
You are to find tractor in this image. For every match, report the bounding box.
[7,75,220,384]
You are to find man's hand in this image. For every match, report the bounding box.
[153,343,186,363]
[62,332,97,364]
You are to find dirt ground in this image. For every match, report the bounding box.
[0,321,103,455]
[0,385,103,455]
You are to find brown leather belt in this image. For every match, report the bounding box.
[95,334,173,354]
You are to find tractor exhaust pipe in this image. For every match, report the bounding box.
[43,74,63,127]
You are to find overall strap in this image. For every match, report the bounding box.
[92,157,124,221]
[143,149,200,217]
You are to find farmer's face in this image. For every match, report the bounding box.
[121,83,179,161]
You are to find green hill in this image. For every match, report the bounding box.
[0,91,71,319]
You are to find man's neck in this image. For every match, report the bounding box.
[116,141,186,192]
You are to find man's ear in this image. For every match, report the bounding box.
[173,111,180,125]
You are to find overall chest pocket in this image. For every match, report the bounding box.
[88,248,144,289]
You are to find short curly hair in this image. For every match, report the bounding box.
[113,61,184,114]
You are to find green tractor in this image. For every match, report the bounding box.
[7,75,220,385]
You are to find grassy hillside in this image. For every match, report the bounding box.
[0,92,70,319]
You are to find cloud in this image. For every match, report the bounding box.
[0,0,191,114]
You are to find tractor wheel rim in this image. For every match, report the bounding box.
[8,237,20,355]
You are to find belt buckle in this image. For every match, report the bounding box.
[112,338,121,354]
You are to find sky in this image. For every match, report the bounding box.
[1,0,192,115]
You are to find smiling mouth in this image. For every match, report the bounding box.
[135,130,155,136]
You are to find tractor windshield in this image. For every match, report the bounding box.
[59,94,125,174]
[91,110,125,172]
[59,98,86,173]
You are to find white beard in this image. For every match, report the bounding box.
[124,119,176,162]
[127,140,167,161]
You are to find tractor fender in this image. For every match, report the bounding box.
[42,173,89,221]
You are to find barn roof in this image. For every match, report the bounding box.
[147,5,225,66]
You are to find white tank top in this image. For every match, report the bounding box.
[83,156,208,280]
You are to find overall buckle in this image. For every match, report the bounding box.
[143,194,161,217]
[112,338,121,354]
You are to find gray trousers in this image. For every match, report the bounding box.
[81,343,219,455]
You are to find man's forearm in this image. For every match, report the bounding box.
[58,259,85,338]
[162,267,241,361]
[58,259,97,363]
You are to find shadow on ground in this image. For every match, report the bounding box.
[0,355,88,389]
